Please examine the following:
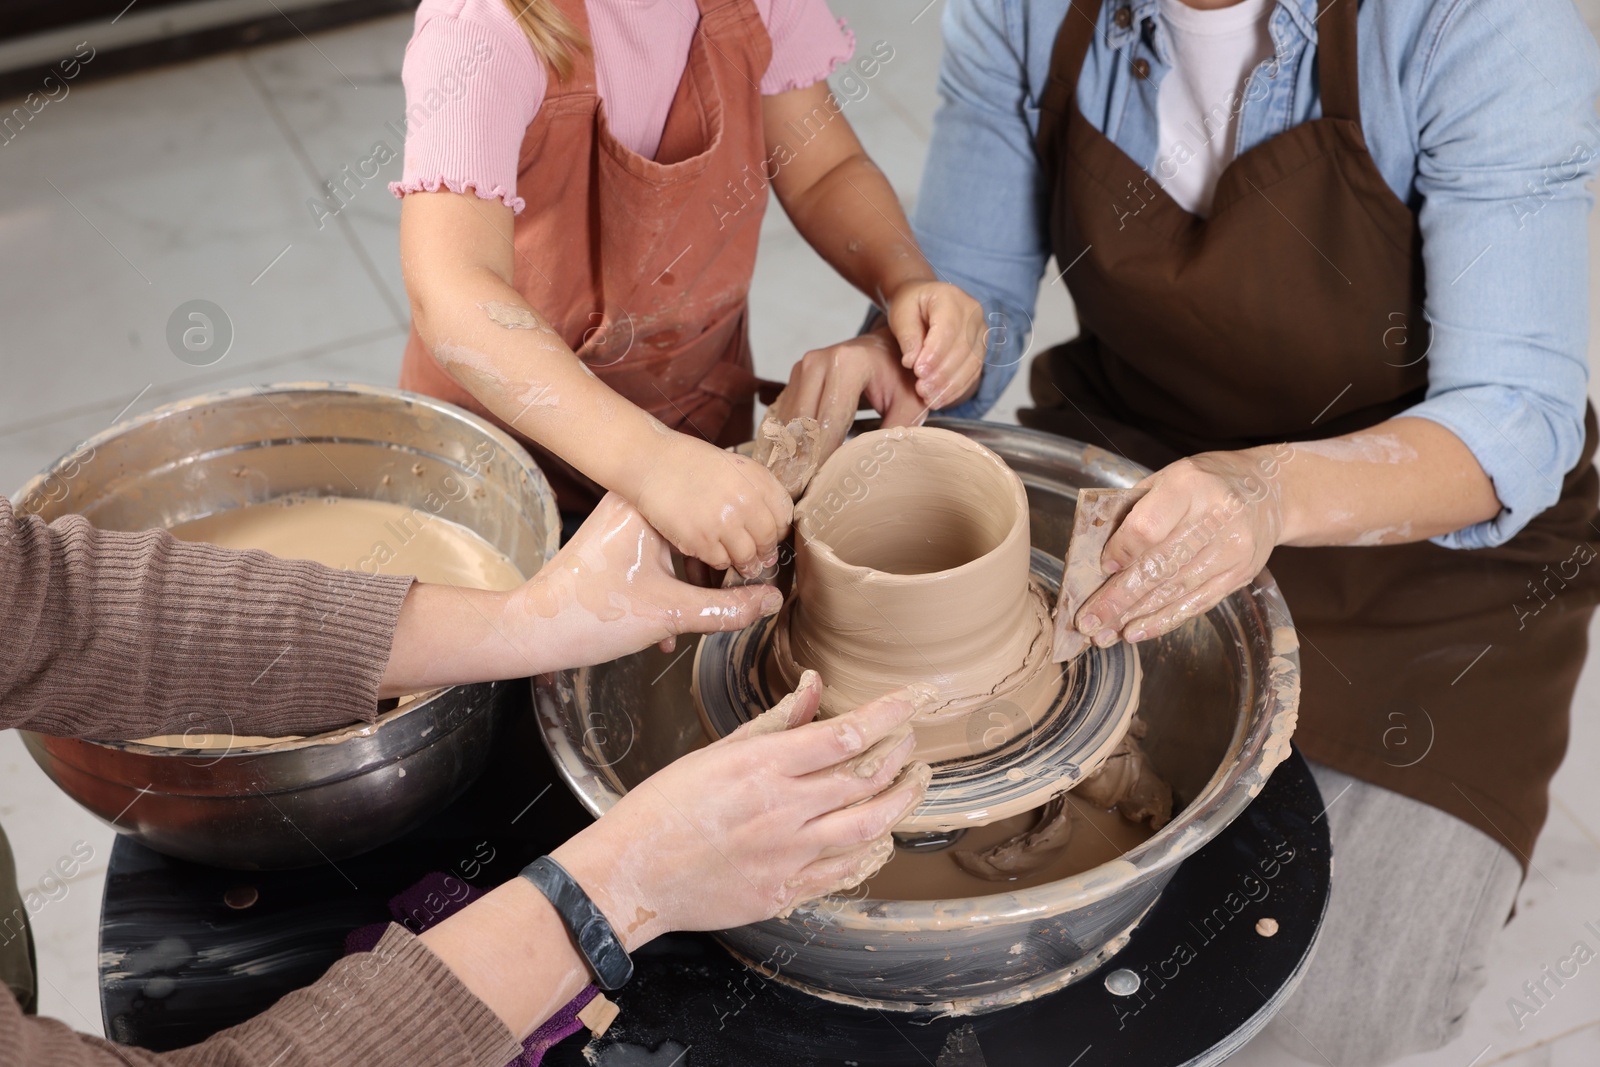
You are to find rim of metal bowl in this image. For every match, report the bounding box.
[15,381,559,760]
[535,418,1300,932]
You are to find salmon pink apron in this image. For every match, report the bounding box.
[401,0,772,509]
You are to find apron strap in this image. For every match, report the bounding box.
[1035,0,1103,180]
[1315,0,1361,124]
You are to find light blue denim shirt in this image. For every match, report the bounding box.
[916,0,1600,549]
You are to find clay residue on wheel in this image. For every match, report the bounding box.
[1072,716,1172,828]
[751,412,822,498]
[939,717,1171,887]
[1254,650,1302,788]
[953,796,1073,879]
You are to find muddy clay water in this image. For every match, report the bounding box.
[169,495,525,590]
[863,795,1156,900]
[132,495,524,748]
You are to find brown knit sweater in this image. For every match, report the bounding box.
[1,497,411,739]
[0,497,522,1064]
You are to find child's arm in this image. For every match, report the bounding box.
[400,192,790,576]
[762,82,986,419]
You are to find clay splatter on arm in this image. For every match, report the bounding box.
[478,299,560,335]
[1288,433,1417,465]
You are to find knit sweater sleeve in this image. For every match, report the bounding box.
[0,496,413,740]
[0,925,522,1067]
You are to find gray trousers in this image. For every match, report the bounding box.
[1227,763,1522,1066]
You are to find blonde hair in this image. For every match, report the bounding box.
[503,0,589,82]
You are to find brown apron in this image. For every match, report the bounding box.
[1028,0,1600,867]
[400,0,771,509]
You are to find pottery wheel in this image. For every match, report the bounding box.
[693,548,1142,833]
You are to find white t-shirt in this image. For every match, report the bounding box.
[1154,0,1276,216]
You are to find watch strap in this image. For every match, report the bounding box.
[519,856,634,991]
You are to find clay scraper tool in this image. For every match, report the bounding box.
[1052,486,1149,663]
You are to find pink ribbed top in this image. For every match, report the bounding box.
[390,0,855,213]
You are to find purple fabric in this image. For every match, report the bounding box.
[522,985,601,1063]
[344,870,600,1065]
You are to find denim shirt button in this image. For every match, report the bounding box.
[1131,57,1151,79]
[1114,5,1134,29]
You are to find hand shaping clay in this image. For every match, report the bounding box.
[723,414,822,591]
[770,427,1062,762]
[1053,487,1149,662]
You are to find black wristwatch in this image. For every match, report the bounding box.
[519,856,634,991]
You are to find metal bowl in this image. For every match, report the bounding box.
[15,383,558,870]
[535,419,1300,1014]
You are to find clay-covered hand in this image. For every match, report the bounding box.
[632,431,793,577]
[1077,449,1286,645]
[884,279,985,411]
[551,672,934,948]
[508,493,784,666]
[768,325,926,462]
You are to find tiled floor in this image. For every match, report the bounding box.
[0,0,1597,1059]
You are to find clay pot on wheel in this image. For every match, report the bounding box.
[770,427,1061,762]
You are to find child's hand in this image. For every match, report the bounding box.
[635,433,792,577]
[885,279,986,409]
[768,327,926,462]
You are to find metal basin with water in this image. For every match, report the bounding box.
[15,383,558,870]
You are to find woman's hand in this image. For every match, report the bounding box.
[380,495,779,695]
[884,279,986,411]
[509,493,783,665]
[1076,449,1287,646]
[632,433,793,577]
[552,672,934,946]
[768,326,928,462]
